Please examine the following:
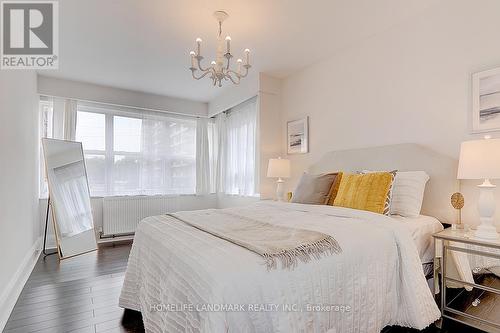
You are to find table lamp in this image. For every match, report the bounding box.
[267,157,291,201]
[458,138,500,239]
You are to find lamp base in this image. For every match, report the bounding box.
[475,224,499,239]
[276,178,284,202]
[475,179,500,240]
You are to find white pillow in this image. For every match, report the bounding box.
[390,171,430,217]
[361,170,430,217]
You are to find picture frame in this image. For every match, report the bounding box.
[472,67,500,133]
[287,117,309,154]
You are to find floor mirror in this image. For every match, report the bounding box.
[42,138,98,259]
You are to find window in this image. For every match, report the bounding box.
[39,96,259,198]
[79,104,196,196]
[40,99,196,197]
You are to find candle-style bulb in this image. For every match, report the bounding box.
[225,36,231,54]
[190,51,196,68]
[196,38,202,56]
[237,58,242,73]
[211,60,216,65]
[244,49,250,65]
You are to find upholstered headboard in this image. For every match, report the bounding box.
[308,143,458,224]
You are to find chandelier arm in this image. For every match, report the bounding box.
[196,57,211,72]
[227,66,249,79]
[239,65,251,78]
[191,69,213,80]
[225,55,232,70]
[226,69,240,78]
[225,71,241,85]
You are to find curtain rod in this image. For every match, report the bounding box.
[39,93,209,119]
[210,95,258,118]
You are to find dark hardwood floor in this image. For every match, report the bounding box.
[4,242,495,333]
[4,242,144,333]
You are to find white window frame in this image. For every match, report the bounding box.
[76,105,146,196]
[76,103,197,197]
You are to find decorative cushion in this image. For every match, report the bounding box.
[389,171,430,217]
[333,172,394,214]
[361,170,397,215]
[291,172,340,205]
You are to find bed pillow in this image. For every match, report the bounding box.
[333,172,394,214]
[291,172,340,205]
[390,171,430,217]
[360,170,397,215]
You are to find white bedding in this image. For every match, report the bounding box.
[391,215,444,264]
[119,202,440,332]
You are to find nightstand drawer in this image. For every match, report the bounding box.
[443,286,500,331]
[443,242,500,290]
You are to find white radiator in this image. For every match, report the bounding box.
[102,195,181,236]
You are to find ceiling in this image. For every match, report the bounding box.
[39,0,438,102]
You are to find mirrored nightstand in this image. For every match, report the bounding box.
[433,228,500,332]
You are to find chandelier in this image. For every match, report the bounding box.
[189,11,251,87]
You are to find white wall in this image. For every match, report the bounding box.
[280,0,500,227]
[258,73,283,199]
[38,75,208,117]
[0,71,40,328]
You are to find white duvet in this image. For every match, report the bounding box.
[119,202,440,333]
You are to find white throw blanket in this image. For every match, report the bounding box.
[120,202,440,332]
[170,209,341,269]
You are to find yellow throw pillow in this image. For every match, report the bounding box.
[333,172,393,214]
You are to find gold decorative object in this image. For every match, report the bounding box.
[451,192,464,229]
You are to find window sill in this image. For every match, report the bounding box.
[218,193,260,198]
[39,193,217,200]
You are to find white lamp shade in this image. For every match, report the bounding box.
[267,158,291,178]
[458,138,500,180]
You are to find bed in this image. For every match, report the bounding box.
[119,144,457,332]
[394,215,444,277]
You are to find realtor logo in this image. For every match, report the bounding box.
[1,1,58,69]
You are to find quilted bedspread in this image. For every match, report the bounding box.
[119,201,440,333]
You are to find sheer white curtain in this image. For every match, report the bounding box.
[50,97,78,140]
[214,112,227,193]
[196,118,211,195]
[77,105,197,196]
[39,97,78,197]
[214,97,258,196]
[136,114,196,196]
[63,99,78,140]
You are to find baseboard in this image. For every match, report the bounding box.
[43,234,134,252]
[0,237,42,331]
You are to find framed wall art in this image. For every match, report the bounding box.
[472,67,500,133]
[287,117,309,154]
